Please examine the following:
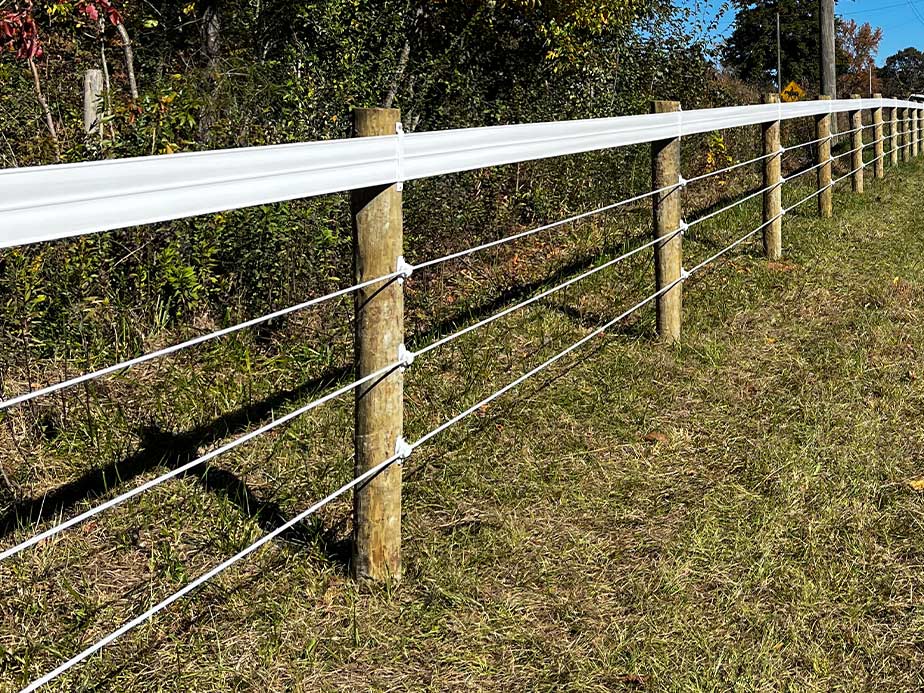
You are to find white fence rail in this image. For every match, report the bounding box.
[1,98,921,246]
[3,96,924,691]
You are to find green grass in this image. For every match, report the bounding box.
[3,152,924,692]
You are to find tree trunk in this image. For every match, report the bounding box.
[115,22,139,100]
[28,58,62,162]
[384,41,410,108]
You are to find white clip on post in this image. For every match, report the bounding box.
[677,174,688,189]
[395,255,414,284]
[680,267,691,281]
[395,121,406,192]
[394,436,413,464]
[397,343,415,370]
[678,219,689,236]
[778,145,786,155]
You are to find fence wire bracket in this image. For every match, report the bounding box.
[397,343,415,369]
[396,255,414,284]
[394,436,413,464]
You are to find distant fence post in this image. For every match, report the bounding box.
[83,69,103,135]
[915,108,921,157]
[873,94,884,179]
[762,93,782,260]
[651,100,683,343]
[350,107,404,583]
[816,96,833,218]
[850,95,864,193]
[903,107,911,162]
[890,106,899,167]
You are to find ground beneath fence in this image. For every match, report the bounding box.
[3,159,924,692]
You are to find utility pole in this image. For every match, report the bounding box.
[777,12,782,94]
[819,0,836,99]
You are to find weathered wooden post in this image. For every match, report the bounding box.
[850,95,864,193]
[350,107,404,582]
[915,108,921,157]
[83,69,104,135]
[816,96,833,218]
[651,100,683,343]
[890,106,899,167]
[903,107,911,162]
[873,94,884,179]
[762,93,782,259]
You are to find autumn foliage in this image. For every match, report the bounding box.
[836,19,883,96]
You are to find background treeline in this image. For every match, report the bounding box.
[0,0,915,386]
[0,0,728,373]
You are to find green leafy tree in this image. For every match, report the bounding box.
[722,0,819,90]
[879,46,924,96]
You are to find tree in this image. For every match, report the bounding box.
[722,0,820,90]
[1,1,61,159]
[835,19,882,96]
[879,47,924,96]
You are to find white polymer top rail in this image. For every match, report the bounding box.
[1,97,921,249]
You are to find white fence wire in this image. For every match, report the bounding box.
[3,96,923,692]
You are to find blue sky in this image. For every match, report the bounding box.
[684,0,923,65]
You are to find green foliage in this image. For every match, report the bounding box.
[723,0,820,90]
[879,47,924,97]
[0,0,721,371]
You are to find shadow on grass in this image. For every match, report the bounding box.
[0,182,771,559]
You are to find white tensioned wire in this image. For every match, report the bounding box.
[787,182,831,212]
[831,145,862,161]
[0,270,405,411]
[682,150,777,186]
[785,134,829,151]
[786,158,829,181]
[2,185,678,411]
[831,163,866,187]
[22,272,688,693]
[414,228,682,358]
[413,182,679,271]
[19,446,403,693]
[686,181,780,229]
[0,189,683,562]
[685,213,783,276]
[30,168,908,688]
[0,359,401,563]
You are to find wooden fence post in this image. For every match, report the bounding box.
[873,94,884,179]
[83,69,103,135]
[915,109,921,157]
[903,107,911,162]
[890,106,899,167]
[651,100,683,343]
[850,95,864,193]
[762,93,782,260]
[816,96,833,218]
[350,107,404,583]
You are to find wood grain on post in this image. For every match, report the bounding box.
[350,107,403,583]
[915,109,921,157]
[903,108,911,162]
[850,96,863,193]
[873,94,884,178]
[911,108,917,157]
[83,69,103,135]
[890,107,899,167]
[762,93,782,260]
[651,100,682,343]
[816,96,833,218]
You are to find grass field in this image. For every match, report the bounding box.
[2,151,924,692]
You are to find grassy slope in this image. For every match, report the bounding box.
[3,153,924,691]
